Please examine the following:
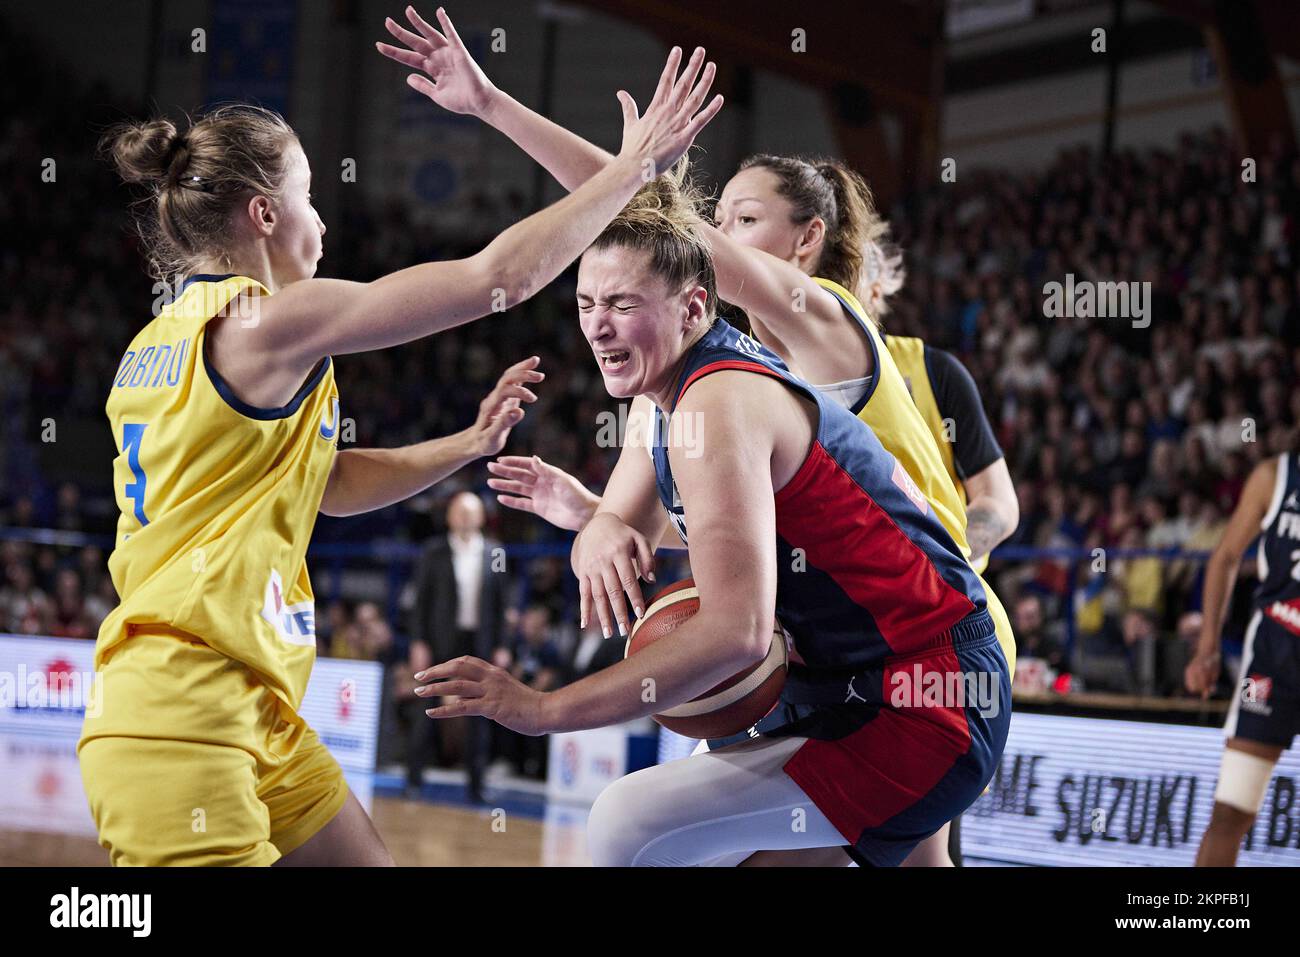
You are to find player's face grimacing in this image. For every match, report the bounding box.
[263,143,327,286]
[576,245,709,401]
[714,166,814,265]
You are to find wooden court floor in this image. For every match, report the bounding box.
[0,796,588,867]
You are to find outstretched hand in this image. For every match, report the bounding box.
[616,46,723,178]
[377,6,495,116]
[465,356,544,458]
[415,655,547,736]
[487,454,599,532]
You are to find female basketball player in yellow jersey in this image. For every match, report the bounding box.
[79,35,722,865]
[380,5,1014,866]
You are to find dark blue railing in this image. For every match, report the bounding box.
[0,526,1217,659]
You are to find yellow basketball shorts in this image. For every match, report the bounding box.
[980,575,1017,680]
[77,628,349,866]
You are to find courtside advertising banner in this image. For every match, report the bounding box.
[0,634,383,826]
[965,711,1300,866]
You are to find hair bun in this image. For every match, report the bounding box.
[103,118,182,185]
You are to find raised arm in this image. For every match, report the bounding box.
[381,9,851,366]
[263,156,642,363]
[380,6,642,191]
[256,24,721,372]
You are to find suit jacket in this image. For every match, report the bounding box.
[410,535,507,663]
[565,632,625,683]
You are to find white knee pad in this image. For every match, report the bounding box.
[1213,749,1275,814]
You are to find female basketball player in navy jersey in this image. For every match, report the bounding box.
[1188,447,1300,865]
[415,169,1011,866]
[381,7,1016,865]
[79,26,721,866]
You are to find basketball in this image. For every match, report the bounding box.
[624,577,787,739]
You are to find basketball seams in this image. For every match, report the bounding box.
[659,633,787,718]
[625,578,788,737]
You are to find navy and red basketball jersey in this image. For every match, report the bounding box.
[1257,452,1300,633]
[650,319,989,673]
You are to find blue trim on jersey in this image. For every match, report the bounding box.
[816,282,881,416]
[121,422,150,526]
[179,273,237,292]
[203,340,332,421]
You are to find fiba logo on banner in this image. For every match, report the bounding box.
[338,678,356,720]
[560,739,579,786]
[260,569,316,646]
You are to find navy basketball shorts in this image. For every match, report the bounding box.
[1227,610,1300,748]
[710,611,1011,866]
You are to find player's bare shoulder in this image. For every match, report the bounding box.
[668,367,815,492]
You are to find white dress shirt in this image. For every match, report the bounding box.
[449,532,485,631]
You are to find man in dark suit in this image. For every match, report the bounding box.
[406,491,507,802]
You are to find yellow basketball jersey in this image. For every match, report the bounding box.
[96,274,340,709]
[885,333,984,562]
[813,279,970,554]
[885,334,962,491]
[813,279,1013,673]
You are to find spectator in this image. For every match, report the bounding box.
[495,603,564,779]
[318,599,353,657]
[1011,593,1065,673]
[327,602,366,660]
[48,567,94,639]
[353,601,396,663]
[0,559,50,634]
[406,491,508,801]
[1159,611,1204,697]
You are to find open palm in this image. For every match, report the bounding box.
[486,455,599,531]
[467,357,544,457]
[377,6,494,116]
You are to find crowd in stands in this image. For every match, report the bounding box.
[885,128,1299,697]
